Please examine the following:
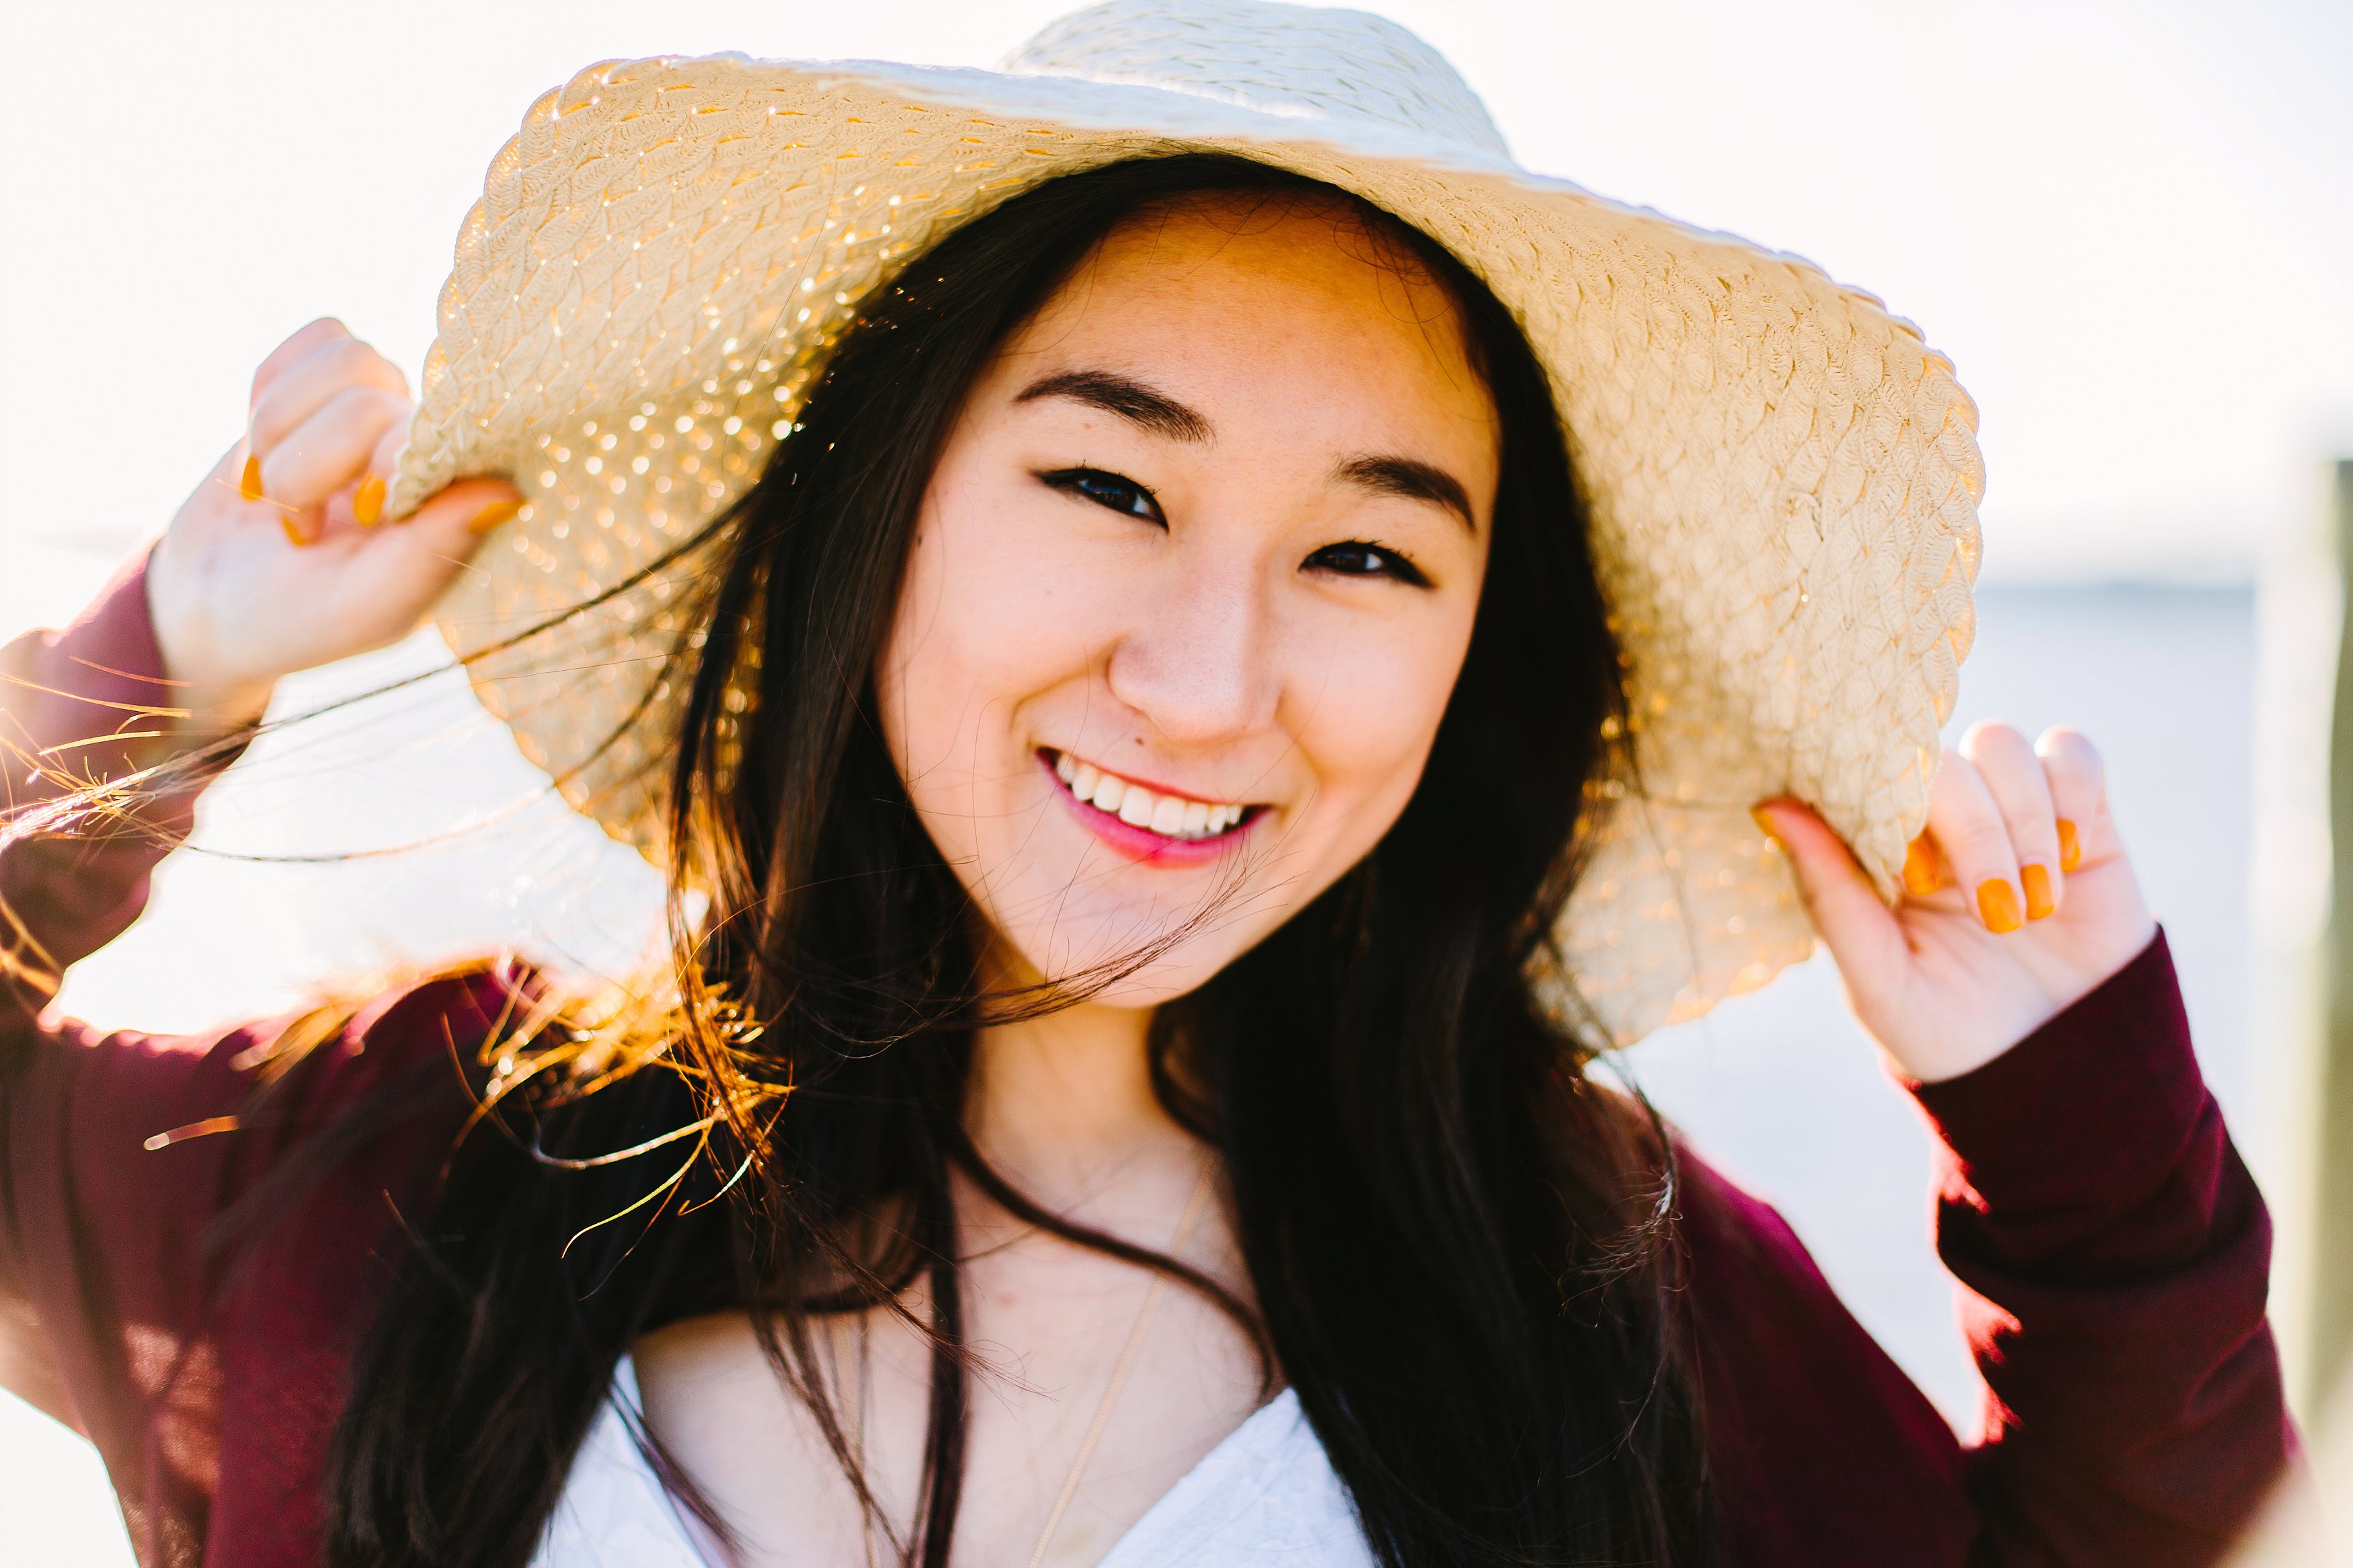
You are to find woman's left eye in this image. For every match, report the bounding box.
[1304,541,1431,586]
[1042,467,1164,524]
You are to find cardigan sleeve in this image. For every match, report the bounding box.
[1,550,206,1012]
[0,558,510,1565]
[1917,932,2292,1563]
[1683,931,2295,1568]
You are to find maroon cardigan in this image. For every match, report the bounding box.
[0,561,2297,1567]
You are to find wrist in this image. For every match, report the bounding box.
[1906,930,2196,1191]
[144,563,274,739]
[1880,1002,2063,1085]
[1886,908,2161,1085]
[172,675,274,739]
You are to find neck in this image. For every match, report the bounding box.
[966,995,1198,1210]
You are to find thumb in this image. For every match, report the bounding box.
[1752,798,1901,964]
[399,475,524,552]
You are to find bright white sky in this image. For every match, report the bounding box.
[1,0,2347,581]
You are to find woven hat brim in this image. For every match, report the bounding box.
[391,53,1981,1046]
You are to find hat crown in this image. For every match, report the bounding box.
[1004,0,1512,163]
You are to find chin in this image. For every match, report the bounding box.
[980,848,1279,1005]
[1031,941,1249,1009]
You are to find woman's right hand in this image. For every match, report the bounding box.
[147,319,523,731]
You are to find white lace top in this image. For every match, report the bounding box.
[531,1356,1375,1567]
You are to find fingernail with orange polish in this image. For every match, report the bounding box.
[468,498,524,536]
[1976,878,2023,934]
[353,474,386,527]
[2021,863,2055,920]
[280,515,309,548]
[1902,834,1940,897]
[2057,819,2080,872]
[241,454,265,501]
[1750,804,1784,850]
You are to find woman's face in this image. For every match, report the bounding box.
[877,198,1499,1003]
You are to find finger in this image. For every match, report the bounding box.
[1901,828,1945,898]
[354,476,522,583]
[367,417,408,485]
[1962,720,2063,921]
[1752,798,1901,961]
[249,318,354,409]
[353,415,423,528]
[250,335,411,453]
[1927,746,2025,933]
[260,386,407,512]
[2035,726,2110,872]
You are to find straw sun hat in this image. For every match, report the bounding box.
[385,0,1983,1046]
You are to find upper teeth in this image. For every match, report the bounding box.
[1054,751,1248,839]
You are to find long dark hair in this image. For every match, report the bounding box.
[323,155,1715,1567]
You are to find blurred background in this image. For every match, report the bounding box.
[3,1,2349,1559]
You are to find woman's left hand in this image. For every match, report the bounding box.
[1753,720,2157,1083]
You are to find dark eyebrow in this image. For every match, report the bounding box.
[1014,369,1212,444]
[1334,454,1476,532]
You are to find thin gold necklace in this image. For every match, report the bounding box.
[852,1165,1219,1567]
[1024,1163,1217,1568]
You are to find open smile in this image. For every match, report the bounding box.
[1039,749,1263,855]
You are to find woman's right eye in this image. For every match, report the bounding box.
[1041,466,1165,525]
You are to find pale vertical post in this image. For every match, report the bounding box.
[2251,457,2347,1426]
[2236,460,2353,1561]
[2316,458,2353,1415]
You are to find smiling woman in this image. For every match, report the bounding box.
[546,162,1652,1566]
[0,3,2296,1567]
[880,186,1504,999]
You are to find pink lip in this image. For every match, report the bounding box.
[1038,751,1263,866]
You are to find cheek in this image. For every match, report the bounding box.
[875,471,1119,794]
[1285,599,1479,839]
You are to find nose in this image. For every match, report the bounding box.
[1105,552,1281,745]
